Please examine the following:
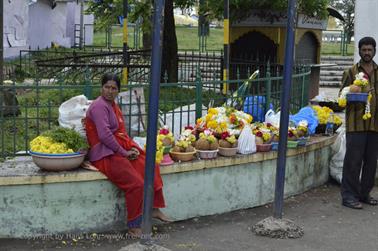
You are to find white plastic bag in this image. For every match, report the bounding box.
[237,125,256,154]
[58,95,92,137]
[329,128,346,184]
[265,109,281,128]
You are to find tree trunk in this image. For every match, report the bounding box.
[143,31,152,50]
[161,0,178,83]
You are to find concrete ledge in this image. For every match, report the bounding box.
[0,135,335,186]
[0,135,336,238]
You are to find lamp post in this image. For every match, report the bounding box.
[141,0,165,244]
[273,0,297,219]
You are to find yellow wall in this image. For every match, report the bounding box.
[230,27,322,64]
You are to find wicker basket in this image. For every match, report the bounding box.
[169,150,196,162]
[218,147,238,157]
[256,143,272,152]
[197,149,218,159]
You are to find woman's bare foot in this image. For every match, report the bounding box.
[128,227,142,238]
[152,208,173,222]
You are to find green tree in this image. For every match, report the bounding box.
[329,0,355,43]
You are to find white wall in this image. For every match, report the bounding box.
[3,0,29,58]
[354,0,378,63]
[28,0,71,49]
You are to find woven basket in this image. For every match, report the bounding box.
[197,149,218,159]
[169,150,196,162]
[256,143,272,152]
[218,147,238,157]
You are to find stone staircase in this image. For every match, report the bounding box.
[320,56,354,87]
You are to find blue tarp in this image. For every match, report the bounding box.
[289,106,319,134]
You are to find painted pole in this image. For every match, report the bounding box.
[141,0,165,243]
[122,0,128,84]
[273,0,297,219]
[222,0,229,94]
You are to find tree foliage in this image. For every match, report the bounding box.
[329,0,355,42]
[206,0,330,21]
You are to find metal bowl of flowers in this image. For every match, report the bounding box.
[29,151,86,171]
[29,127,88,171]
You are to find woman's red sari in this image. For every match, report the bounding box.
[85,102,165,228]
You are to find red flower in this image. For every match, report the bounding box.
[256,131,263,137]
[266,123,272,128]
[221,131,230,139]
[288,131,294,137]
[185,125,194,130]
[159,128,169,135]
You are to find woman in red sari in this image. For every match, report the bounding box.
[85,73,170,237]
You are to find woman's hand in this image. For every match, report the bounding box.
[126,147,140,160]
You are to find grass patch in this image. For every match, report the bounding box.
[320,42,354,56]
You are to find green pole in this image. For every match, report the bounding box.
[195,65,203,120]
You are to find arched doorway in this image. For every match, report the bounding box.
[295,32,319,64]
[230,31,277,79]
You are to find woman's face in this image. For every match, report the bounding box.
[101,80,119,102]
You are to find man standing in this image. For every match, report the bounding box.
[340,36,378,209]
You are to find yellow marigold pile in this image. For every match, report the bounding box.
[30,136,74,154]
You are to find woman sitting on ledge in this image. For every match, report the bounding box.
[85,73,171,237]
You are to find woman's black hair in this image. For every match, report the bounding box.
[358,37,376,49]
[101,73,121,91]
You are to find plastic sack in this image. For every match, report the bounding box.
[265,109,281,128]
[161,103,207,139]
[329,128,346,184]
[243,96,273,122]
[237,125,256,154]
[289,106,319,134]
[58,95,92,137]
[118,88,146,137]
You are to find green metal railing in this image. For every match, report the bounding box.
[0,66,310,159]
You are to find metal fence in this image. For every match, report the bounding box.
[0,66,310,159]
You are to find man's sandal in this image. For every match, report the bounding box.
[342,200,363,209]
[360,197,378,206]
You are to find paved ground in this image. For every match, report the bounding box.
[2,182,378,251]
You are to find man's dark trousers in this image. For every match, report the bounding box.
[341,132,378,201]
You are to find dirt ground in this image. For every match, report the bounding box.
[2,181,378,251]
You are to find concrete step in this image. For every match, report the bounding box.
[320,76,343,81]
[319,80,342,87]
[320,70,344,76]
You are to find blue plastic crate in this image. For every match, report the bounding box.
[346,93,368,103]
